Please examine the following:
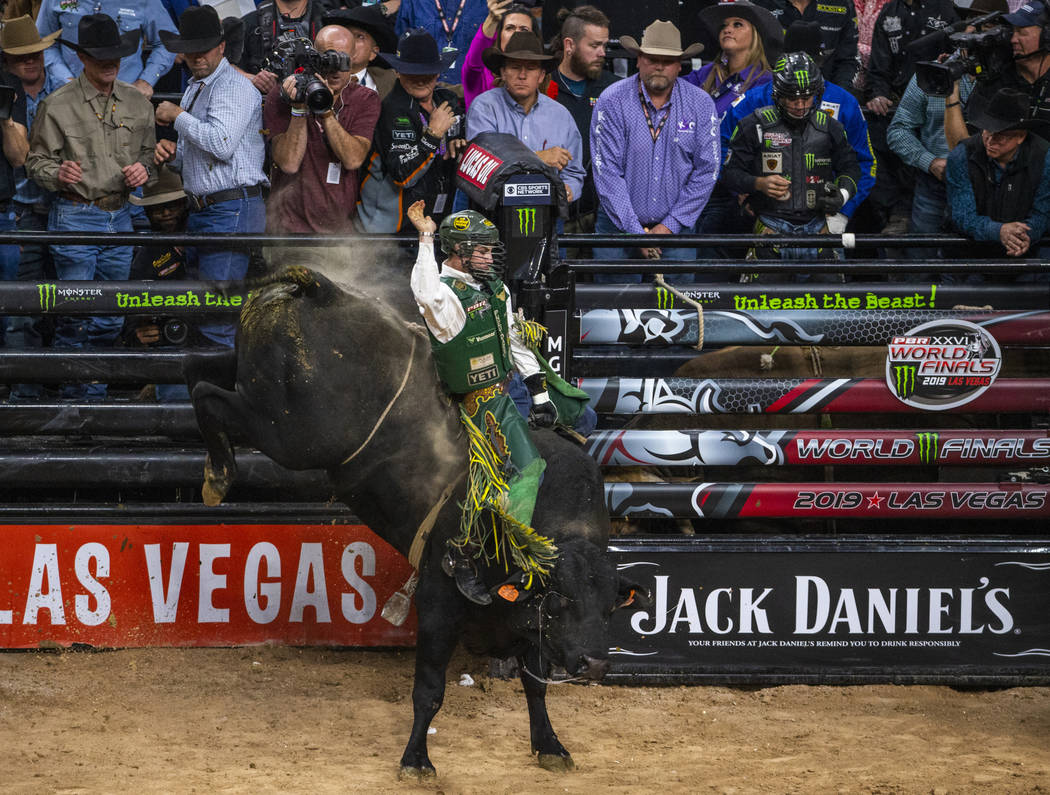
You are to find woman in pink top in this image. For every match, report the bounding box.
[461,0,539,108]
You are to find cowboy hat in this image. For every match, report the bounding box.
[322,5,398,54]
[699,1,783,57]
[620,20,703,59]
[954,0,1009,16]
[381,28,456,74]
[0,15,60,55]
[969,87,1035,133]
[482,31,558,74]
[159,5,224,54]
[128,167,187,207]
[59,14,140,60]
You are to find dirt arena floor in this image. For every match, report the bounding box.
[2,646,1048,794]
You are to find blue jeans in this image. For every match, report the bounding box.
[592,205,696,284]
[0,208,20,346]
[187,194,265,346]
[756,214,843,264]
[49,199,133,400]
[507,371,598,436]
[8,204,53,400]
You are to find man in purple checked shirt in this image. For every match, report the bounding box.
[590,20,720,283]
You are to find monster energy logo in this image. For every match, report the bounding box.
[516,207,536,235]
[795,69,809,89]
[37,283,56,311]
[894,365,917,398]
[762,108,778,123]
[916,432,939,464]
[805,152,815,169]
[656,287,674,310]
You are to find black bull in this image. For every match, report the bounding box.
[187,267,647,777]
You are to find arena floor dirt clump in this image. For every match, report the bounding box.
[2,646,1048,793]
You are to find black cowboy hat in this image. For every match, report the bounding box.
[222,16,245,65]
[381,28,456,74]
[969,87,1035,133]
[699,1,783,58]
[482,31,558,74]
[954,0,1009,16]
[322,5,398,54]
[59,14,140,60]
[159,5,224,54]
[784,21,826,64]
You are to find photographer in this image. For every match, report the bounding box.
[944,0,1050,147]
[123,167,196,401]
[264,24,380,237]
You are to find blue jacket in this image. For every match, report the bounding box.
[723,81,876,219]
[395,0,488,85]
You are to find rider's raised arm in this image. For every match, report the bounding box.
[409,228,467,343]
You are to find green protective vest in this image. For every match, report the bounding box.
[429,276,515,394]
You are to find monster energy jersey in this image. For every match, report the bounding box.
[410,240,541,389]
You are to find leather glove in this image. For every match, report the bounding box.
[529,392,558,428]
[815,182,848,214]
[825,212,848,235]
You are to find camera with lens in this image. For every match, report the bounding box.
[154,317,189,346]
[263,36,351,113]
[913,11,1014,97]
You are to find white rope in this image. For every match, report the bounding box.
[841,233,856,249]
[341,334,417,466]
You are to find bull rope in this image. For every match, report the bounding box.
[341,335,417,466]
[653,273,705,350]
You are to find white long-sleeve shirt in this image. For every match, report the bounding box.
[410,238,541,381]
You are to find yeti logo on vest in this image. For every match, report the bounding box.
[457,144,504,190]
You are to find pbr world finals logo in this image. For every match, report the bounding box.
[886,320,1002,410]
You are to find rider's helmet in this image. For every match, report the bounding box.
[438,210,507,282]
[772,52,824,125]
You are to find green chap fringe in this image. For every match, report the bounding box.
[456,406,558,582]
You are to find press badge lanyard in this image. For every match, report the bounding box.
[432,0,467,41]
[638,76,670,144]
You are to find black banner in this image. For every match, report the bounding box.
[607,536,1050,684]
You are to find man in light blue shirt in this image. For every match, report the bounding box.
[36,0,176,96]
[466,32,585,204]
[154,6,266,347]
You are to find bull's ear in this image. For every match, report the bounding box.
[614,575,652,610]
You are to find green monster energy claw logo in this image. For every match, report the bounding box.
[516,207,536,235]
[656,287,674,310]
[762,108,777,123]
[916,432,939,464]
[805,152,815,169]
[894,365,917,399]
[38,283,56,311]
[795,69,809,89]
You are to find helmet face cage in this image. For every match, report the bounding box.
[438,211,506,282]
[457,239,507,282]
[772,53,824,119]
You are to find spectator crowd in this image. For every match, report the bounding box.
[0,0,1046,399]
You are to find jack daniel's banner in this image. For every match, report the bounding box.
[607,537,1050,682]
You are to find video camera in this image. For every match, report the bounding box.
[913,11,1014,97]
[263,36,351,113]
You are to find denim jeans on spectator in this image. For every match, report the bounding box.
[187,194,265,347]
[49,198,133,400]
[756,214,842,264]
[8,204,54,401]
[592,205,696,284]
[0,207,20,347]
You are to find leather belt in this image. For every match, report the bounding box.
[188,184,263,212]
[58,192,126,212]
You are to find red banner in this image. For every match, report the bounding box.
[0,524,417,650]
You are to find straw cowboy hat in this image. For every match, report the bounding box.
[0,15,60,55]
[482,31,559,74]
[159,5,224,54]
[699,1,783,57]
[620,20,704,59]
[128,167,187,207]
[59,14,140,60]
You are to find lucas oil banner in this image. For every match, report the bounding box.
[0,524,416,649]
[607,537,1050,681]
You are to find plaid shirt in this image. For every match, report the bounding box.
[172,58,267,198]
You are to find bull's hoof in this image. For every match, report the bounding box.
[202,455,231,507]
[537,753,575,773]
[398,764,437,781]
[202,479,225,507]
